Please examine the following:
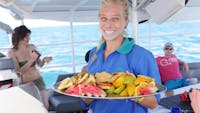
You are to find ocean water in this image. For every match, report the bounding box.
[0,21,200,88]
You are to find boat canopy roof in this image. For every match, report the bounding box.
[0,0,200,23]
[0,21,13,34]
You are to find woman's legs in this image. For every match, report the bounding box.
[40,90,49,109]
[33,77,49,109]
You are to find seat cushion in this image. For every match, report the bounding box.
[49,94,84,113]
[49,73,84,113]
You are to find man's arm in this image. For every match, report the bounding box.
[178,59,189,73]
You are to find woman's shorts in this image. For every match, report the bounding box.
[33,76,46,91]
[164,78,189,90]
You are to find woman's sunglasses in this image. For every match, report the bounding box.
[165,48,173,50]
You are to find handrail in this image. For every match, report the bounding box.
[1,32,200,71]
[1,30,199,50]
[140,31,200,38]
[41,62,86,69]
[0,47,10,50]
[0,40,98,49]
[32,40,98,47]
[1,31,199,49]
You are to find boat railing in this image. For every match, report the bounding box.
[0,31,200,72]
[36,40,98,47]
[140,31,200,38]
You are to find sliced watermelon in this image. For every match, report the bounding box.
[139,86,158,95]
[140,87,153,95]
[65,84,106,97]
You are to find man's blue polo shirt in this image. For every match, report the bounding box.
[81,38,161,113]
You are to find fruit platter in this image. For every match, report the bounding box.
[52,71,166,100]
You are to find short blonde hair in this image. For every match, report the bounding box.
[99,0,129,20]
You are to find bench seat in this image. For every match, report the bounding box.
[49,74,85,113]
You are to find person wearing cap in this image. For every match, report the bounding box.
[156,42,189,90]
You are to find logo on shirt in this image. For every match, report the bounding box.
[159,57,177,66]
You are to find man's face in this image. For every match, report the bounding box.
[164,47,173,56]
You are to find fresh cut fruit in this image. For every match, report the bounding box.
[120,88,128,96]
[114,84,126,94]
[58,71,159,98]
[113,75,125,88]
[126,84,135,96]
[124,75,136,85]
[106,86,115,95]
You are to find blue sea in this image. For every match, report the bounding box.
[0,21,200,88]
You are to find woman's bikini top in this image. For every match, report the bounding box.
[19,60,36,68]
[18,50,41,68]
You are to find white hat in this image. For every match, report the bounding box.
[164,42,174,49]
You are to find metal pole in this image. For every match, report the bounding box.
[132,0,139,44]
[148,21,151,50]
[21,19,24,25]
[69,21,76,73]
[68,0,89,73]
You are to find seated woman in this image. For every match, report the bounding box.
[156,42,190,90]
